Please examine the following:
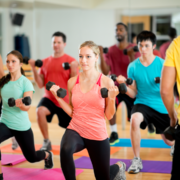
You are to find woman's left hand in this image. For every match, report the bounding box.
[15,98,24,108]
[50,85,60,98]
[108,86,119,100]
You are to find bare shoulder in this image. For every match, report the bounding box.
[68,75,78,91]
[101,74,114,89]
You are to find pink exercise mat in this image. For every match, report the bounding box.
[2,167,83,180]
[1,154,26,165]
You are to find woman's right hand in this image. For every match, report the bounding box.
[50,85,60,98]
[116,75,126,84]
[28,59,36,68]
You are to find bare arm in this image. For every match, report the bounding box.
[103,76,119,120]
[99,46,110,75]
[50,77,76,117]
[15,91,33,111]
[0,54,5,79]
[160,66,177,127]
[70,61,79,78]
[28,59,44,88]
[116,75,137,98]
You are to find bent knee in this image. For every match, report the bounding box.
[37,106,50,118]
[130,113,143,130]
[60,144,74,157]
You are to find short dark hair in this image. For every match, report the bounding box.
[168,27,177,39]
[116,22,128,32]
[137,31,156,45]
[52,31,66,43]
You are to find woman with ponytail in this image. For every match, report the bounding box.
[0,50,53,180]
[50,41,126,180]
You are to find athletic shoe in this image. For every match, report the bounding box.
[40,139,52,151]
[147,123,155,134]
[44,151,54,169]
[170,145,175,156]
[12,137,19,150]
[128,157,143,174]
[0,173,3,180]
[109,132,119,145]
[114,161,126,180]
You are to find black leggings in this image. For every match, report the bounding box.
[60,129,119,180]
[0,123,45,162]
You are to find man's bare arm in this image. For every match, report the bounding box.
[160,66,177,127]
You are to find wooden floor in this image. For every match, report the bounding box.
[1,106,172,180]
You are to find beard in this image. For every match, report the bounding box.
[116,35,125,42]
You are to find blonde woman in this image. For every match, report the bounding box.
[50,41,126,180]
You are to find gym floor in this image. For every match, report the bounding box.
[1,106,172,180]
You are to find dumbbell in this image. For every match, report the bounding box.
[103,47,108,54]
[23,57,43,67]
[123,46,139,55]
[164,126,177,141]
[62,62,70,70]
[46,81,67,98]
[110,74,133,85]
[8,96,31,107]
[155,77,160,83]
[101,82,130,98]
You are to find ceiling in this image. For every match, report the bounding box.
[0,0,180,10]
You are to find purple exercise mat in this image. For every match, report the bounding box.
[74,156,172,174]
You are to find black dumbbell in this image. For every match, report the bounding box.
[23,57,43,67]
[110,74,133,85]
[123,46,139,55]
[101,88,109,98]
[103,47,108,54]
[8,96,31,107]
[119,83,128,94]
[164,126,177,141]
[62,62,70,70]
[155,77,160,83]
[46,81,67,98]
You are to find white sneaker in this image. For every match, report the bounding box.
[114,161,126,180]
[128,157,143,174]
[40,139,52,151]
[12,137,19,150]
[170,145,175,156]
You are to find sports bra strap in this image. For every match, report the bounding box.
[96,73,102,86]
[75,74,80,84]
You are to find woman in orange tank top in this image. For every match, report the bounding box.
[50,41,126,180]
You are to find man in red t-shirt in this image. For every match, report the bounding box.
[159,27,177,59]
[99,23,141,145]
[29,32,78,150]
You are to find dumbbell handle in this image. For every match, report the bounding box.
[46,81,67,98]
[23,57,43,67]
[123,46,138,55]
[110,74,133,85]
[8,96,31,107]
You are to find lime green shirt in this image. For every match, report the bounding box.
[0,75,34,131]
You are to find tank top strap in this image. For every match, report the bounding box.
[75,74,80,84]
[96,73,102,86]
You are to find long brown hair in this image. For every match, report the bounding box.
[0,50,25,89]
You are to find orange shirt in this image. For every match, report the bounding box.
[68,74,108,140]
[39,54,76,107]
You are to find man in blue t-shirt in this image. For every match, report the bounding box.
[116,31,174,174]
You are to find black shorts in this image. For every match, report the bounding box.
[131,104,170,134]
[37,97,71,128]
[116,93,135,119]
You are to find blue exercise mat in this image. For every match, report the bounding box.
[111,139,170,148]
